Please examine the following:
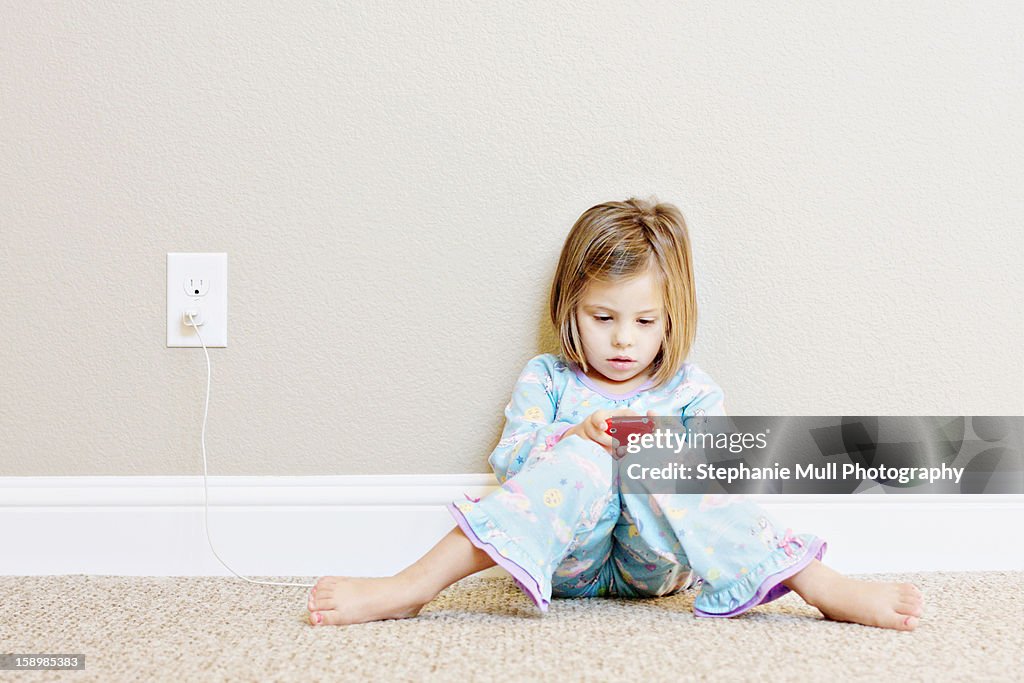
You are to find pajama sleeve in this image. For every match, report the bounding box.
[487,356,575,484]
[679,365,728,431]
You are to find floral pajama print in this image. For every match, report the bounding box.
[447,353,826,616]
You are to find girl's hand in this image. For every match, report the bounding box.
[563,408,658,456]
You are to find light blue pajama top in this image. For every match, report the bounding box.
[489,353,728,484]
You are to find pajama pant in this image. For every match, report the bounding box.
[447,432,827,617]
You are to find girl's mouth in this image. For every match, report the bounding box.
[608,359,636,370]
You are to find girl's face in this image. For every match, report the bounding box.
[575,269,666,392]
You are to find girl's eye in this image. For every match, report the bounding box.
[593,316,657,325]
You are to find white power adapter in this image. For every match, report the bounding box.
[183,308,204,327]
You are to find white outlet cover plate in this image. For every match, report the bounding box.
[167,252,227,348]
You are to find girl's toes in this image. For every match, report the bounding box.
[308,605,340,626]
[901,615,920,630]
[308,593,328,612]
[898,600,922,617]
[899,588,924,610]
[317,609,342,626]
[884,612,914,630]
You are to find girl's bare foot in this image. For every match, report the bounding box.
[307,575,434,626]
[306,526,496,627]
[784,559,925,631]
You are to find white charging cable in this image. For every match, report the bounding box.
[186,311,315,588]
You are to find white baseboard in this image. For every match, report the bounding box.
[1,476,1021,577]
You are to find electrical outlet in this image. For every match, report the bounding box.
[183,276,211,297]
[167,253,227,348]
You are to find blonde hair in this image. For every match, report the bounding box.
[549,196,698,390]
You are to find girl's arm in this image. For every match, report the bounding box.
[487,356,574,484]
[678,364,728,427]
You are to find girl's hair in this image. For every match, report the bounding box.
[549,196,698,390]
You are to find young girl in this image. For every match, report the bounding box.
[306,197,925,630]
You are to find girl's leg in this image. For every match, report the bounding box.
[309,434,618,626]
[604,494,697,600]
[447,434,619,612]
[615,491,924,630]
[307,526,496,627]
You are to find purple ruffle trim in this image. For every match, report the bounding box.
[693,537,828,618]
[446,502,549,612]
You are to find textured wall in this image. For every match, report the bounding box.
[1,2,1021,476]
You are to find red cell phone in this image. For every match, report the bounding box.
[604,416,656,446]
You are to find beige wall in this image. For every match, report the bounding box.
[2,2,1021,476]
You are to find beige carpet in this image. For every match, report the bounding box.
[1,571,1021,682]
